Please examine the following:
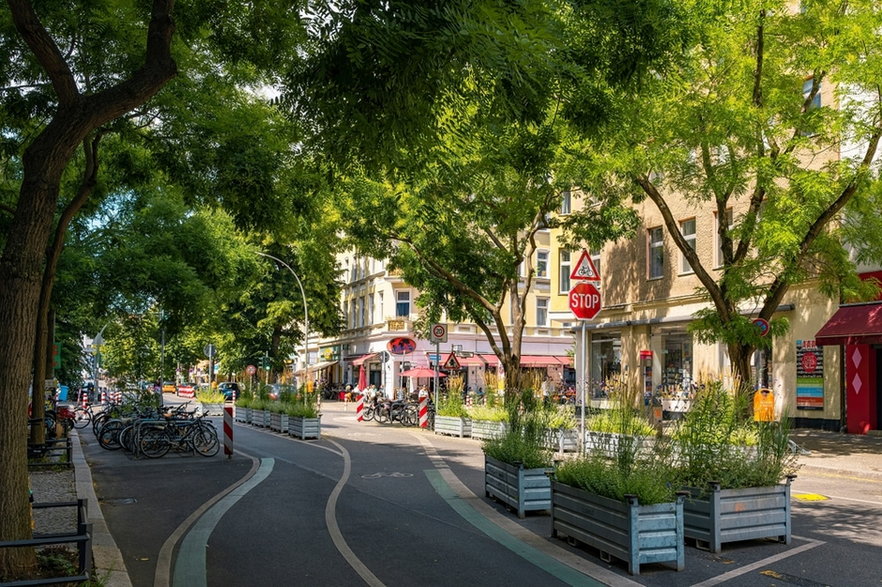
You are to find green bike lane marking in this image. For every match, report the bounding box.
[426,468,607,587]
[172,458,275,587]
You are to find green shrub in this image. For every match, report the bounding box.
[437,390,469,418]
[544,405,577,430]
[587,409,655,436]
[672,380,799,491]
[196,389,225,404]
[468,405,507,422]
[284,400,319,418]
[483,395,552,469]
[555,453,677,505]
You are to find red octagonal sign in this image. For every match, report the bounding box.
[569,282,601,320]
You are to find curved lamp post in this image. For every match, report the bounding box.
[256,252,310,389]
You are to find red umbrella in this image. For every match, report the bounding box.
[400,367,446,378]
[357,365,367,391]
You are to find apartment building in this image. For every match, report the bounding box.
[304,247,576,400]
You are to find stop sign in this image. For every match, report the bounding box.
[569,282,601,320]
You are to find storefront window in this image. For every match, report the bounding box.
[590,335,622,397]
[663,334,693,392]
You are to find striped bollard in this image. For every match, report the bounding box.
[99,390,106,403]
[81,391,88,409]
[356,394,364,422]
[223,403,233,459]
[419,397,428,428]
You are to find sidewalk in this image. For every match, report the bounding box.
[790,428,882,481]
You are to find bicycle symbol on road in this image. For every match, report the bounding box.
[361,472,413,479]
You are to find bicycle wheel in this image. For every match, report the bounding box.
[192,423,219,457]
[73,407,91,429]
[97,420,124,450]
[139,427,171,458]
[362,405,375,421]
[377,406,389,424]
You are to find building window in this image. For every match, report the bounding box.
[536,297,548,327]
[715,208,733,267]
[368,294,374,325]
[349,300,356,329]
[395,290,410,318]
[680,218,696,274]
[358,297,365,327]
[559,250,571,293]
[536,250,549,278]
[803,78,821,110]
[560,190,571,215]
[378,292,384,320]
[648,226,664,279]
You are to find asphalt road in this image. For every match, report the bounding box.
[81,397,882,586]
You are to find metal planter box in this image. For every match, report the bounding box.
[234,406,249,423]
[551,481,685,576]
[470,419,506,440]
[584,432,654,460]
[433,416,471,438]
[289,416,321,439]
[484,455,552,518]
[251,409,268,428]
[269,412,289,432]
[683,477,794,553]
[544,428,579,453]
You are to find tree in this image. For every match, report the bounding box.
[293,0,686,395]
[0,1,177,575]
[581,1,882,393]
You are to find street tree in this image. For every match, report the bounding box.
[579,1,882,394]
[292,0,687,394]
[0,0,306,576]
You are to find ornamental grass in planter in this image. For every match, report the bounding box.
[434,377,471,438]
[551,383,685,576]
[483,390,553,518]
[234,392,254,423]
[468,405,508,440]
[672,380,800,553]
[286,387,321,439]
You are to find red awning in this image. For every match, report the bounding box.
[350,353,377,366]
[520,355,570,367]
[815,302,882,346]
[480,354,500,367]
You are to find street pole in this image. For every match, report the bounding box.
[578,322,587,454]
[434,340,440,407]
[256,252,309,391]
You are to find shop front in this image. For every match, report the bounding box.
[815,301,882,434]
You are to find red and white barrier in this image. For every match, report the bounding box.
[80,392,88,409]
[224,404,233,459]
[356,395,364,422]
[419,397,428,428]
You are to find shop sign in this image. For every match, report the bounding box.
[796,340,824,410]
[387,337,417,355]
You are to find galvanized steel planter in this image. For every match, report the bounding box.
[484,455,552,518]
[433,415,471,438]
[551,481,685,576]
[683,476,794,553]
[289,416,321,439]
[251,409,269,428]
[470,419,506,441]
[234,406,249,423]
[584,432,655,460]
[269,412,289,432]
[543,428,579,453]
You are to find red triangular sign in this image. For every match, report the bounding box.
[443,354,461,370]
[570,250,600,281]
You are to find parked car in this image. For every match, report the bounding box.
[268,383,295,401]
[176,382,197,398]
[162,381,176,393]
[219,382,241,401]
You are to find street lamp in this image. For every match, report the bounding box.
[256,252,310,389]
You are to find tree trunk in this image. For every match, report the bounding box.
[1,1,177,576]
[728,341,756,413]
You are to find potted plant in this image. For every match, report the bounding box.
[468,404,508,440]
[672,381,800,553]
[234,391,253,424]
[287,388,321,439]
[542,405,579,453]
[268,401,289,432]
[250,396,269,428]
[483,391,553,518]
[433,375,471,438]
[195,388,225,416]
[550,384,685,576]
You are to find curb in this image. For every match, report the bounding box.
[797,462,882,482]
[71,429,133,587]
